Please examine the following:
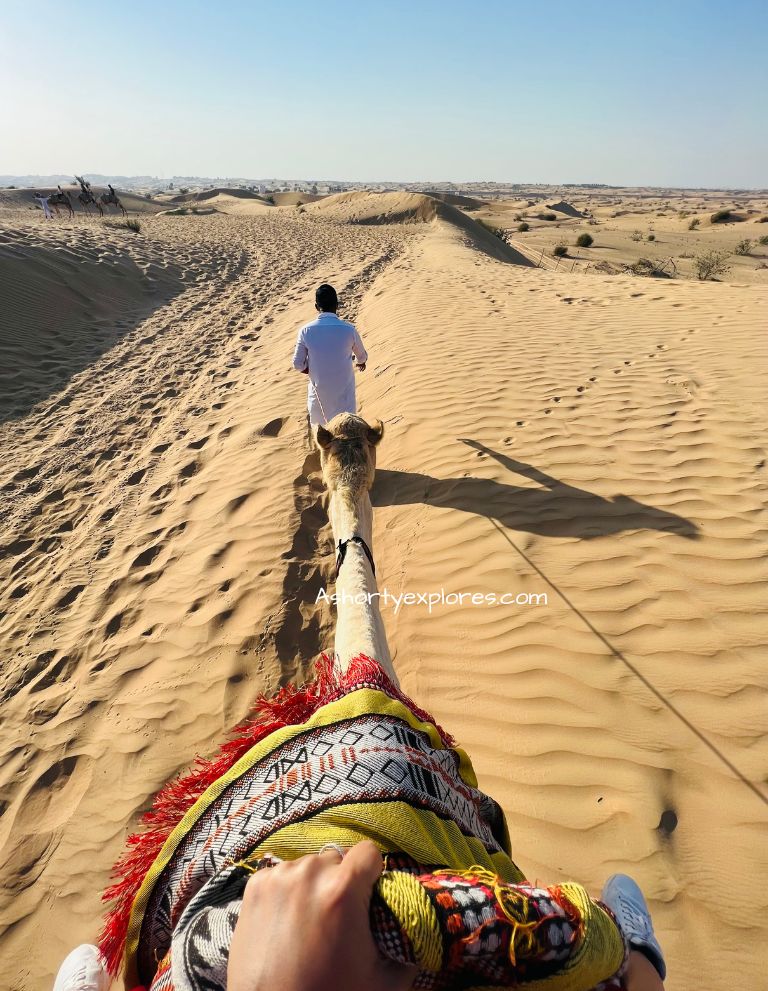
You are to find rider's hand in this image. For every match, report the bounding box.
[227,842,416,991]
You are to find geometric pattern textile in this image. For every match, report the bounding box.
[100,654,627,991]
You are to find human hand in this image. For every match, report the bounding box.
[227,842,416,991]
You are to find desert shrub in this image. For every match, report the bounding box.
[734,238,753,256]
[553,244,568,257]
[576,233,593,247]
[710,209,732,224]
[476,218,509,243]
[297,205,306,214]
[631,230,642,241]
[517,222,530,232]
[539,212,557,221]
[295,200,303,207]
[759,235,768,245]
[688,218,700,230]
[179,187,189,194]
[626,258,672,278]
[7,184,16,189]
[264,195,275,205]
[693,250,731,280]
[593,260,619,275]
[125,218,141,233]
[647,233,656,241]
[757,216,768,223]
[679,210,690,218]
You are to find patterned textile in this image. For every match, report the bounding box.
[137,711,509,982]
[101,655,627,991]
[141,859,628,991]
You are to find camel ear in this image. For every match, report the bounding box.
[315,424,333,449]
[366,419,384,446]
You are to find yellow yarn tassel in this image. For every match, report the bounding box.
[432,865,541,966]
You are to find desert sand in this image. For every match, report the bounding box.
[0,187,766,991]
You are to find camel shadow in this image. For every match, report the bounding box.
[372,439,699,540]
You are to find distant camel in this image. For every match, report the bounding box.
[75,175,102,216]
[98,184,127,217]
[49,185,74,219]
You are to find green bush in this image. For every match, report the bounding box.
[125,218,141,233]
[688,217,700,230]
[759,235,768,245]
[694,250,731,280]
[734,238,753,256]
[576,233,593,247]
[710,209,732,224]
[647,233,656,241]
[553,244,568,257]
[517,222,530,232]
[539,212,557,221]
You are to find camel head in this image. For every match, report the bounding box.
[315,413,384,496]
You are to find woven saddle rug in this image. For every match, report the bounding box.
[100,655,626,991]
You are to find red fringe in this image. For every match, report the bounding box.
[98,652,452,975]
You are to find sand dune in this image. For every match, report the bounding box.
[547,200,585,218]
[171,187,270,203]
[0,194,766,991]
[421,190,485,209]
[308,190,533,264]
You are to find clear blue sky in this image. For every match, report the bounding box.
[2,0,766,187]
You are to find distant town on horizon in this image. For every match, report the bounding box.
[2,174,766,197]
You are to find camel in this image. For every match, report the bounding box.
[315,412,396,685]
[75,175,102,216]
[49,185,74,219]
[98,183,127,217]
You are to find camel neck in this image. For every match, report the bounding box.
[328,487,395,685]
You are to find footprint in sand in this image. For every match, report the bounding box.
[132,544,162,569]
[260,416,288,437]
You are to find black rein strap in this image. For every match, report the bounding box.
[335,535,376,578]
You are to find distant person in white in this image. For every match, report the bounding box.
[292,283,368,427]
[33,193,53,220]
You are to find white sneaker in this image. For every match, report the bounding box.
[601,874,666,980]
[52,945,110,991]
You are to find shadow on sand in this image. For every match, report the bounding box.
[373,439,698,540]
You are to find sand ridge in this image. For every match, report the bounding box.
[0,196,766,990]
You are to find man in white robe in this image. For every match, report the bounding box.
[292,284,368,427]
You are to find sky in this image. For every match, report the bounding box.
[1,0,766,188]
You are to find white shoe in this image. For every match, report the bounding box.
[601,874,666,981]
[52,945,110,991]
